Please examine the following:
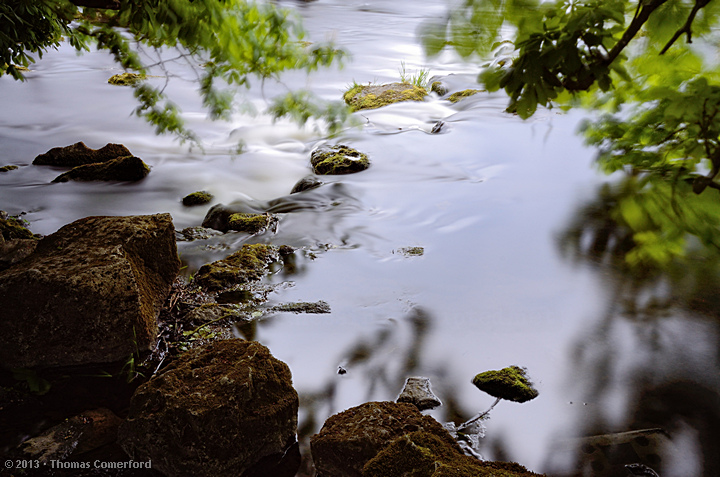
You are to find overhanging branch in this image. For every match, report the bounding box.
[660,0,713,54]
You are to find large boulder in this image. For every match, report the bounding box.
[118,339,299,477]
[33,142,132,167]
[310,401,459,477]
[52,155,150,183]
[343,82,427,111]
[0,214,180,368]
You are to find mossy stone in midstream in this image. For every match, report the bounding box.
[0,165,18,172]
[0,217,35,241]
[311,145,370,175]
[447,89,484,103]
[430,81,448,96]
[472,366,539,403]
[343,82,427,112]
[193,244,280,291]
[182,191,214,206]
[52,156,150,182]
[227,213,271,234]
[107,72,145,85]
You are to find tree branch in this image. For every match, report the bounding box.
[605,0,668,65]
[69,0,120,9]
[660,0,713,54]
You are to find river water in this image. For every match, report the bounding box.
[1,1,718,475]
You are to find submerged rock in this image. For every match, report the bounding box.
[363,431,546,477]
[182,190,214,206]
[107,72,145,85]
[311,145,370,175]
[52,155,150,182]
[0,214,180,368]
[447,89,483,103]
[472,366,539,403]
[310,401,457,477]
[193,244,280,291]
[118,339,299,477]
[0,165,18,172]
[176,226,224,242]
[290,176,323,194]
[33,141,132,167]
[343,82,427,111]
[270,301,331,314]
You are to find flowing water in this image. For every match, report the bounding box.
[1,1,719,475]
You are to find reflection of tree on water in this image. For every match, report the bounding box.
[555,175,720,476]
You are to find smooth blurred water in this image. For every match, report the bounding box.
[1,1,718,475]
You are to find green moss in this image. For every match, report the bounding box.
[447,89,483,103]
[472,366,539,403]
[108,72,145,86]
[227,213,270,234]
[52,156,150,182]
[0,217,35,241]
[311,145,370,175]
[193,244,280,291]
[430,81,448,96]
[0,165,18,172]
[398,246,424,257]
[343,82,428,111]
[182,191,214,206]
[271,301,330,314]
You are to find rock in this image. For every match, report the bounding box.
[310,401,458,477]
[108,72,145,85]
[20,408,123,463]
[0,214,180,368]
[430,81,448,96]
[182,190,214,206]
[290,176,322,194]
[184,303,249,324]
[0,216,35,241]
[33,142,132,167]
[311,145,370,175]
[362,431,546,477]
[118,339,299,477]
[52,155,150,182]
[0,239,38,272]
[448,89,483,103]
[396,377,442,411]
[431,121,444,134]
[176,226,224,242]
[397,246,424,257]
[193,243,280,291]
[0,165,18,172]
[472,366,539,403]
[227,212,274,234]
[270,301,331,314]
[343,82,427,111]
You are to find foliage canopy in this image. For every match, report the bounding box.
[1,0,346,141]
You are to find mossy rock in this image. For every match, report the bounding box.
[311,145,370,175]
[52,156,150,183]
[447,89,483,103]
[108,72,145,86]
[0,217,35,241]
[270,301,331,314]
[182,191,213,206]
[34,142,133,167]
[362,431,545,477]
[343,82,428,111]
[193,244,280,291]
[0,165,18,172]
[227,213,271,234]
[472,366,539,403]
[397,246,424,257]
[430,81,448,96]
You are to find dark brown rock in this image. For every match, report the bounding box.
[193,244,280,291]
[33,142,132,167]
[52,155,150,182]
[310,401,459,477]
[0,214,180,368]
[0,238,38,271]
[118,339,299,477]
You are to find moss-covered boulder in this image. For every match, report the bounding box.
[227,212,272,234]
[447,89,483,103]
[343,82,427,111]
[107,72,145,85]
[311,145,370,175]
[0,214,180,368]
[362,431,545,477]
[193,244,280,291]
[33,142,132,167]
[0,165,18,172]
[311,401,458,477]
[52,155,150,182]
[430,81,449,96]
[118,339,299,477]
[0,217,35,241]
[472,366,539,403]
[182,190,214,206]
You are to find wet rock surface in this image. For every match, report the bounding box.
[311,145,370,175]
[52,155,150,183]
[343,82,427,111]
[33,142,132,167]
[0,214,180,368]
[310,401,459,477]
[118,339,299,477]
[182,190,214,206]
[193,243,281,291]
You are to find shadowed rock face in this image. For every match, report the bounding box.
[118,339,299,477]
[33,142,132,167]
[310,401,459,477]
[51,155,150,183]
[0,214,180,368]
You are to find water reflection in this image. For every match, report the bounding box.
[553,175,720,476]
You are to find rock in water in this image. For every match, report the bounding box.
[33,142,132,167]
[0,214,180,368]
[118,339,299,477]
